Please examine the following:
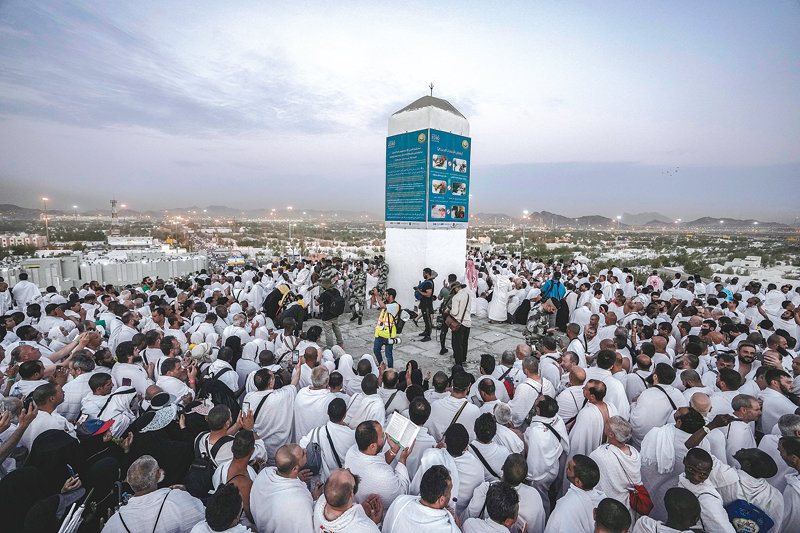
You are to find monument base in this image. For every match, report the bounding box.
[385,227,467,310]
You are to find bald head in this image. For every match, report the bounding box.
[570,367,586,386]
[635,354,652,370]
[598,339,616,351]
[275,444,303,477]
[652,335,667,352]
[515,343,532,360]
[690,392,711,417]
[324,468,356,508]
[145,385,163,400]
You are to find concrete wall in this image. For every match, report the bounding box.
[385,97,470,309]
[385,227,467,309]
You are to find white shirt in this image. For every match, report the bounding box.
[544,484,605,533]
[344,393,386,429]
[250,467,314,533]
[243,386,297,462]
[469,375,510,403]
[206,360,238,393]
[426,395,481,442]
[465,481,545,533]
[345,446,409,511]
[20,408,78,451]
[509,377,556,428]
[381,494,459,533]
[299,421,356,482]
[293,386,334,439]
[629,384,687,447]
[111,362,152,397]
[759,387,796,434]
[313,494,380,533]
[156,375,194,404]
[102,487,204,533]
[469,440,510,481]
[57,372,94,422]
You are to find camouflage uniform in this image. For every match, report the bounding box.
[524,301,550,350]
[350,267,367,319]
[318,265,339,290]
[378,261,389,293]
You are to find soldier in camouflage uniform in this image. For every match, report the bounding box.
[349,261,367,325]
[523,298,557,351]
[377,256,389,294]
[318,259,339,290]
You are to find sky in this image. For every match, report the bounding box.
[0,1,798,222]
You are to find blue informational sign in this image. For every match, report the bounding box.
[385,128,471,229]
[428,129,470,228]
[385,129,429,227]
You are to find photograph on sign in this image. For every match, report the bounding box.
[451,181,467,196]
[432,180,447,194]
[452,205,466,219]
[432,154,447,169]
[431,204,446,219]
[452,158,467,173]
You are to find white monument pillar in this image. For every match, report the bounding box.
[384,95,471,309]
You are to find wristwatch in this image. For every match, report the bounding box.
[701,426,710,435]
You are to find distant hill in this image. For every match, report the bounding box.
[0,204,64,219]
[683,217,788,229]
[622,212,673,226]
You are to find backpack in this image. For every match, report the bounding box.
[305,427,323,475]
[184,433,234,500]
[197,373,240,420]
[329,289,346,317]
[513,300,531,325]
[393,304,405,334]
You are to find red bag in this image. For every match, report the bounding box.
[628,484,654,515]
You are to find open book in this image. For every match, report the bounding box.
[385,412,420,449]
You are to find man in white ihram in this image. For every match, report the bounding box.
[381,464,459,533]
[293,365,333,439]
[103,455,204,533]
[544,455,606,533]
[250,443,322,533]
[345,420,413,511]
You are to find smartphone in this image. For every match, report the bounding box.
[122,377,132,387]
[56,365,63,371]
[291,350,300,364]
[242,401,250,412]
[78,414,89,425]
[66,464,76,477]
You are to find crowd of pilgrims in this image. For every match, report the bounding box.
[0,252,799,533]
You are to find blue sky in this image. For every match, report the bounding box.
[0,1,798,221]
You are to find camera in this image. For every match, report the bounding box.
[386,337,402,345]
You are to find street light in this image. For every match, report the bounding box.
[41,197,50,246]
[521,210,529,257]
[72,205,78,220]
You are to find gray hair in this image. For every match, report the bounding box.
[233,314,246,327]
[607,416,633,444]
[0,397,22,423]
[501,350,516,366]
[563,351,580,365]
[493,403,513,426]
[778,414,800,437]
[126,455,160,492]
[522,355,540,375]
[71,352,96,373]
[731,394,756,413]
[311,366,330,388]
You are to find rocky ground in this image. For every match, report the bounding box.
[303,308,527,376]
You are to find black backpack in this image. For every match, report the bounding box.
[330,289,346,317]
[197,371,240,420]
[184,433,234,500]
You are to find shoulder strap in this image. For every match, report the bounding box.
[253,392,272,420]
[384,390,400,409]
[97,387,136,418]
[151,490,171,533]
[449,400,468,428]
[325,426,343,468]
[636,372,649,388]
[652,385,677,410]
[534,420,564,443]
[498,366,513,381]
[469,444,500,478]
[212,367,233,381]
[209,435,234,458]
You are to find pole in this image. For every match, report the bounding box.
[42,198,50,246]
